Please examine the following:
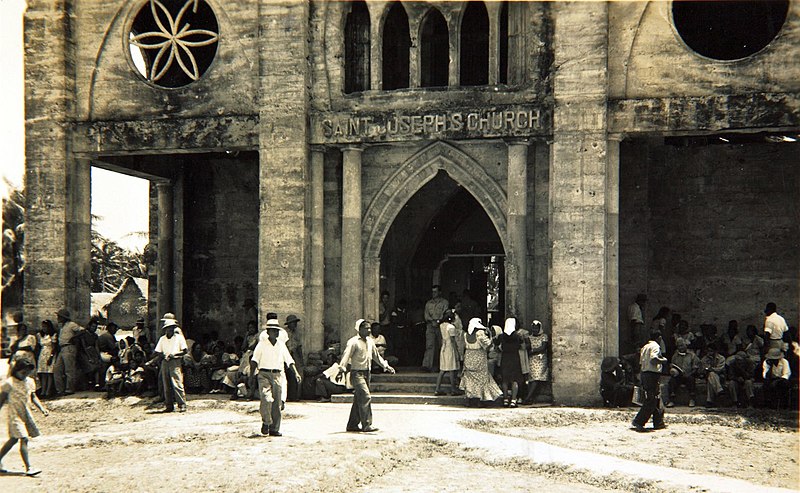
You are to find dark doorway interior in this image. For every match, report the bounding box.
[380,171,504,365]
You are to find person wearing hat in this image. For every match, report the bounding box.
[249,319,300,436]
[337,319,395,432]
[665,338,700,408]
[53,308,84,396]
[459,318,502,407]
[627,294,647,352]
[762,347,791,409]
[631,330,668,432]
[763,302,789,351]
[284,315,304,402]
[153,314,188,412]
[600,356,627,407]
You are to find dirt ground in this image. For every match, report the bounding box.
[0,394,797,493]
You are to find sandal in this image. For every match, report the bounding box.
[509,401,518,408]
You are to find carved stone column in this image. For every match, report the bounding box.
[156,182,174,322]
[506,140,529,322]
[340,147,363,344]
[309,146,326,352]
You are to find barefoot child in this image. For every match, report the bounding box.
[0,358,49,476]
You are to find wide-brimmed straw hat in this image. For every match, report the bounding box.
[766,347,784,360]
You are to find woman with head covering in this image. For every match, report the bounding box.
[459,318,502,407]
[498,317,525,407]
[434,310,462,396]
[37,320,57,399]
[523,320,550,404]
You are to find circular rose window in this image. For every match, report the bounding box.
[672,0,789,61]
[127,0,220,88]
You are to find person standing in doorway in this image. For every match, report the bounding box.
[422,285,449,372]
[390,299,410,365]
[249,321,300,436]
[627,294,647,352]
[764,302,788,350]
[631,330,668,432]
[284,315,304,402]
[152,314,188,413]
[53,308,83,396]
[338,319,395,433]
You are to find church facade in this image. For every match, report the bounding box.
[24,0,799,404]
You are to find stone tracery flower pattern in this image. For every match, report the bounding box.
[129,0,219,83]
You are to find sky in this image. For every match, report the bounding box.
[0,0,149,252]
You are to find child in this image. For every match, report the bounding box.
[0,358,49,476]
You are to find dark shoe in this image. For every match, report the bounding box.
[361,426,379,433]
[160,407,175,413]
[631,422,646,432]
[268,430,282,437]
[434,391,446,396]
[230,394,239,401]
[346,427,361,432]
[63,391,75,396]
[317,397,331,402]
[509,400,518,408]
[665,401,675,408]
[261,424,270,435]
[178,406,187,413]
[652,423,668,431]
[705,401,715,408]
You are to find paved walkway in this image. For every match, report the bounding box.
[285,402,796,493]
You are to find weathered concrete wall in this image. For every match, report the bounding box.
[620,140,800,333]
[609,1,800,99]
[24,2,92,327]
[322,148,342,345]
[182,155,258,340]
[76,0,258,121]
[549,1,611,405]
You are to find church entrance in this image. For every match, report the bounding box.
[379,170,504,367]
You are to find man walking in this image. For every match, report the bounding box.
[338,319,395,433]
[153,314,188,412]
[422,285,448,371]
[249,319,300,437]
[632,330,668,432]
[53,308,83,396]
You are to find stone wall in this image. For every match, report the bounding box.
[620,140,800,333]
[182,155,259,340]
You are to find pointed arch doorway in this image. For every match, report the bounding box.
[379,171,505,366]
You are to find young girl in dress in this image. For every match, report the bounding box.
[0,358,49,476]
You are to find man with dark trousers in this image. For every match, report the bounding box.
[632,330,668,432]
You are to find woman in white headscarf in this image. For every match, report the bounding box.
[498,317,525,407]
[459,318,502,406]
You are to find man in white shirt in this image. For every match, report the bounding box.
[338,319,394,433]
[249,319,300,436]
[631,330,668,432]
[762,347,791,409]
[627,293,647,352]
[153,314,188,412]
[763,302,788,350]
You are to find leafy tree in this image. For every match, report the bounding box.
[90,227,147,292]
[2,179,25,309]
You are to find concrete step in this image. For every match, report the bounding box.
[331,392,466,406]
[370,381,439,393]
[371,371,443,384]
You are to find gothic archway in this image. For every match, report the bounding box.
[363,141,508,259]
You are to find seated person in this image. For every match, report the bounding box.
[183,342,212,394]
[720,320,743,357]
[314,359,349,402]
[370,322,399,371]
[104,362,126,398]
[666,338,701,407]
[762,347,791,409]
[600,356,633,407]
[223,339,258,400]
[725,351,755,408]
[743,324,765,367]
[700,343,727,407]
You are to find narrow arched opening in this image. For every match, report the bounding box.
[344,1,371,94]
[460,1,489,86]
[382,2,410,90]
[420,8,449,88]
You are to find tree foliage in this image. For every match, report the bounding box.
[2,179,25,308]
[91,228,147,293]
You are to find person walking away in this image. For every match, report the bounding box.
[422,285,449,371]
[631,330,668,432]
[250,321,300,436]
[53,308,83,396]
[763,302,789,351]
[459,318,502,407]
[338,319,395,432]
[0,358,49,476]
[152,315,188,412]
[523,320,549,404]
[434,311,462,396]
[498,318,525,407]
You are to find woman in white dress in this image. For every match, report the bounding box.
[434,311,462,396]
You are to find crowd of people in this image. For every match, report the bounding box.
[609,296,799,426]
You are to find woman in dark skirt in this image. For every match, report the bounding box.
[498,318,525,407]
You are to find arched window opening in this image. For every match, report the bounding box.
[344,1,371,94]
[460,1,489,86]
[499,1,509,84]
[420,9,449,88]
[382,2,410,90]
